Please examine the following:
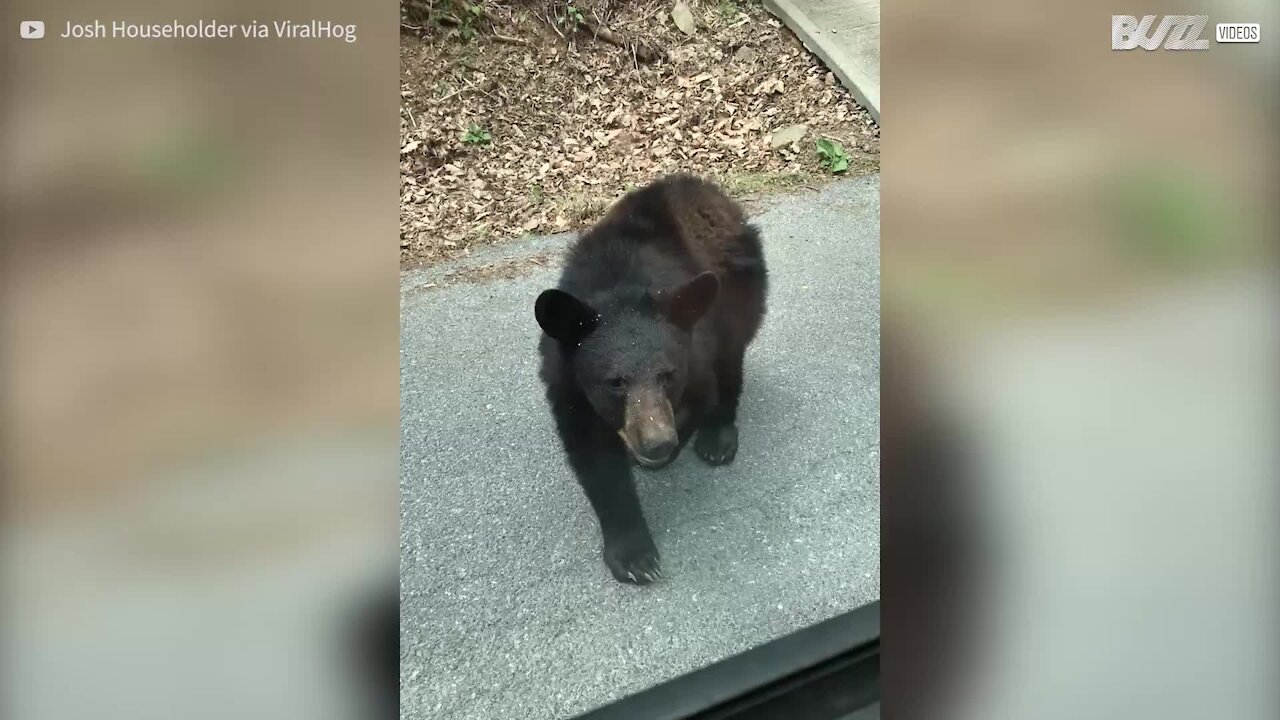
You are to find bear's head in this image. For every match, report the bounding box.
[535,271,719,467]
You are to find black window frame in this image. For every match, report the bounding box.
[573,600,880,720]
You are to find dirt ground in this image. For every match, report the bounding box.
[400,0,879,268]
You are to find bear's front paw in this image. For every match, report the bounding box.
[695,423,738,465]
[603,533,662,585]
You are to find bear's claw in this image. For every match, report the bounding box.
[695,423,739,466]
[604,536,662,585]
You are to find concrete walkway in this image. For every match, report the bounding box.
[765,0,880,123]
[400,177,881,719]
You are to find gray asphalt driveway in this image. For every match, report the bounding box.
[400,175,880,720]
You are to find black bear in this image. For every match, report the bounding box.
[534,174,768,584]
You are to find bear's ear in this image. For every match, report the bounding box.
[535,289,598,344]
[659,271,719,330]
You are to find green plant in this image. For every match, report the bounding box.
[716,1,741,23]
[463,124,492,145]
[566,3,585,27]
[816,137,849,174]
[720,171,808,196]
[1106,170,1229,266]
[457,42,479,67]
[400,0,485,38]
[454,2,484,41]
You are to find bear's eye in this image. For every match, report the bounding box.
[658,371,674,385]
[607,376,626,391]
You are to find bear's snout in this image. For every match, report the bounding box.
[621,385,677,465]
[636,432,677,462]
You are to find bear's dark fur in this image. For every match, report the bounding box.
[535,174,767,584]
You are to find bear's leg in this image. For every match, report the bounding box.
[557,426,660,584]
[575,448,662,584]
[550,392,662,584]
[695,349,744,465]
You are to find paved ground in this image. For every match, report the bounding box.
[399,176,881,720]
[765,0,880,123]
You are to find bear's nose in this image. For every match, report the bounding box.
[638,433,677,461]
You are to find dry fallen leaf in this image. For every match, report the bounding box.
[399,0,878,267]
[769,124,808,149]
[672,1,697,36]
[753,78,785,95]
